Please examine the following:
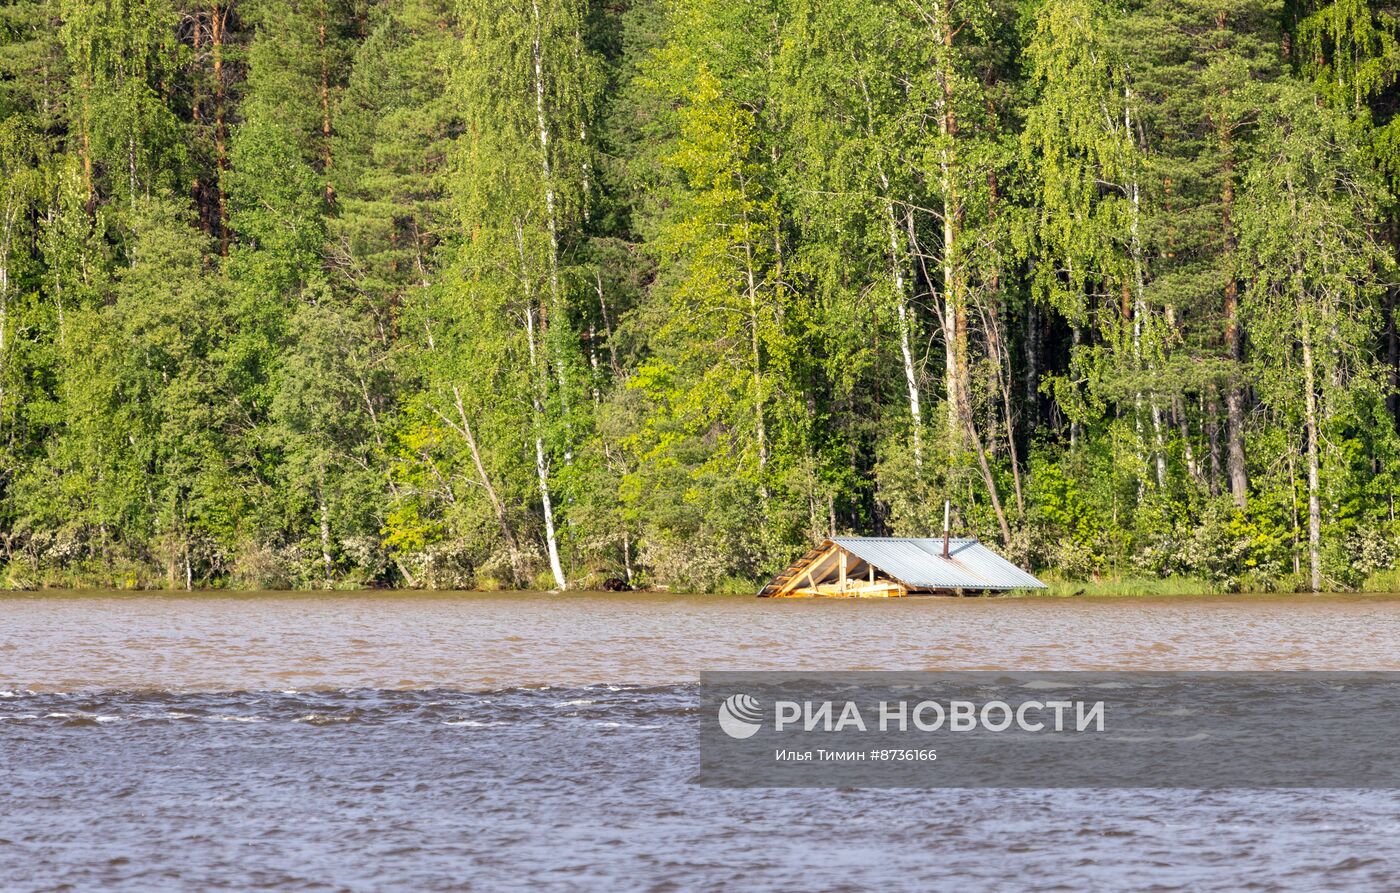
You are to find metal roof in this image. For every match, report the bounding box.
[829,536,1046,591]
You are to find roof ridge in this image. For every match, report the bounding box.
[831,535,980,541]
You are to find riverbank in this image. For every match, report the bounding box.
[7,573,1400,597]
[1011,568,1400,598]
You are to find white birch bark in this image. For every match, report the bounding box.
[884,189,923,467]
[1125,82,1166,488]
[318,471,334,588]
[859,69,924,467]
[1301,316,1322,592]
[518,221,567,590]
[735,182,769,486]
[0,198,11,426]
[530,0,570,413]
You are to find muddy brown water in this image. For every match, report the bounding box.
[5,589,1400,689]
[4,590,1400,891]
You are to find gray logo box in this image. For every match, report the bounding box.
[698,671,1400,788]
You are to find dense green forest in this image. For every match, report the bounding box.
[2,0,1400,592]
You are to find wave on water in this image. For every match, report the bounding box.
[3,681,1400,893]
[0,683,700,728]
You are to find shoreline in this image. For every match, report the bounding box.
[5,584,1400,601]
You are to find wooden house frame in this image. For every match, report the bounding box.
[758,537,1047,598]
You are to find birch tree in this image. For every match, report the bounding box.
[435,0,599,590]
[1237,86,1389,591]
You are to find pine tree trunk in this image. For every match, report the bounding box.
[191,9,207,232]
[318,10,335,205]
[212,1,228,252]
[1215,7,1248,505]
[926,7,1010,547]
[942,201,963,447]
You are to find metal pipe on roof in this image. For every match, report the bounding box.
[942,500,951,559]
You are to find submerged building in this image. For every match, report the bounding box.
[758,536,1047,598]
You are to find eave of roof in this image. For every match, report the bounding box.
[831,537,1046,591]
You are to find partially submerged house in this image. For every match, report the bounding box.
[758,536,1047,598]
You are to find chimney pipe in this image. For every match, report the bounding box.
[942,499,951,559]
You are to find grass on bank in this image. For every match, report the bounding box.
[1002,574,1225,598]
[1005,569,1400,597]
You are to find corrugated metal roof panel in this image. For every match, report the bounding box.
[831,537,1046,591]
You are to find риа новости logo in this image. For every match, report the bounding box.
[718,693,763,739]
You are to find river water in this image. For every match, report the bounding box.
[3,591,1400,891]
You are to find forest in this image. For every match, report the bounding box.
[2,0,1400,592]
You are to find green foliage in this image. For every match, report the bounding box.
[7,0,1400,592]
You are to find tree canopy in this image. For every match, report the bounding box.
[2,0,1400,592]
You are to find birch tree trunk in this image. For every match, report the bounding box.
[929,0,965,449]
[439,384,525,587]
[0,186,13,427]
[520,258,568,590]
[970,417,1014,547]
[942,198,963,447]
[1025,295,1039,422]
[594,271,621,376]
[740,200,768,483]
[518,226,568,590]
[886,196,922,467]
[318,469,334,588]
[983,301,1025,514]
[534,427,566,590]
[1223,300,1249,503]
[1301,316,1322,592]
[1124,81,1166,489]
[530,0,571,412]
[526,303,567,590]
[860,64,923,467]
